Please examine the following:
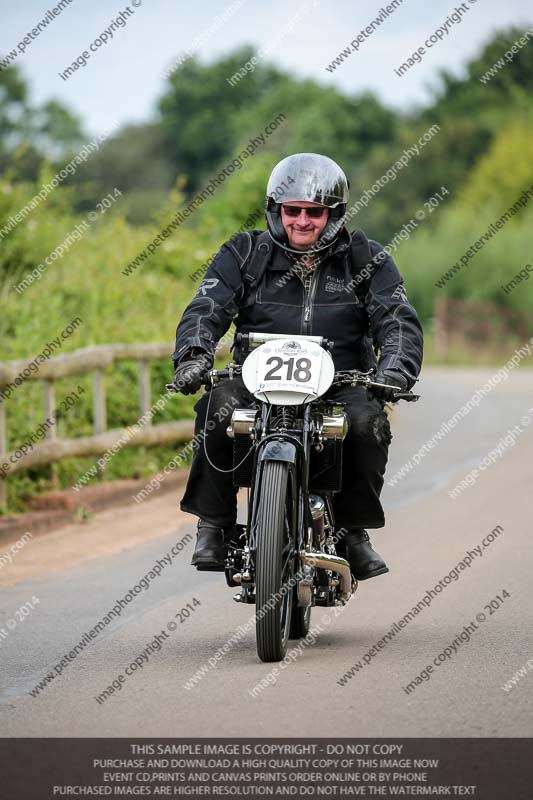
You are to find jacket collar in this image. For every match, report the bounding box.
[268,227,352,271]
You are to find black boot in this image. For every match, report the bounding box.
[336,528,389,581]
[191,519,228,571]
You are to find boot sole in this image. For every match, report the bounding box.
[191,546,227,571]
[195,565,226,572]
[353,565,389,581]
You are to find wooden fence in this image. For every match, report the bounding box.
[433,296,531,358]
[0,343,226,509]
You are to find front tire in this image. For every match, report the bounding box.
[255,460,295,662]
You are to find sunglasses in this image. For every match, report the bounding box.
[281,205,329,219]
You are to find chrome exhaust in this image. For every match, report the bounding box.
[301,551,354,602]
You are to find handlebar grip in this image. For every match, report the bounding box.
[392,392,419,402]
[166,378,210,394]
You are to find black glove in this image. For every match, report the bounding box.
[372,368,409,402]
[173,351,213,395]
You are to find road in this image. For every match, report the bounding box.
[1,366,532,737]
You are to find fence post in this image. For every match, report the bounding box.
[93,368,107,479]
[0,401,6,508]
[43,379,59,490]
[138,361,151,422]
[137,360,152,472]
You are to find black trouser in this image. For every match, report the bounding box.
[180,377,392,531]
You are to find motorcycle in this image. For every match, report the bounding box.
[168,331,419,663]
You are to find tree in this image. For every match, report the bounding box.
[0,63,85,179]
[158,47,288,191]
[67,122,174,222]
[422,26,533,125]
[36,100,85,157]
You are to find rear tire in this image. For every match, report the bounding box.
[255,461,295,662]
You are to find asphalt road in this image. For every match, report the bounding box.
[1,366,532,737]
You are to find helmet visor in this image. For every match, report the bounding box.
[267,154,348,208]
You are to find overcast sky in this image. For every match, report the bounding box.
[2,0,532,135]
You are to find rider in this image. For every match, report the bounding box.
[172,153,423,580]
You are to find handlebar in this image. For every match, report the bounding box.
[331,370,419,401]
[165,365,241,394]
[167,366,419,402]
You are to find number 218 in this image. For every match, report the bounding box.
[264,357,312,382]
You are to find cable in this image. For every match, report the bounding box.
[201,384,269,474]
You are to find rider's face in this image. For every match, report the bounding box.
[280,201,329,251]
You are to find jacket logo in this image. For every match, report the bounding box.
[391,284,408,302]
[197,278,219,295]
[325,274,345,294]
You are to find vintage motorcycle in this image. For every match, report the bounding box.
[169,331,418,663]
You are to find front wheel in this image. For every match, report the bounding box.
[255,460,295,662]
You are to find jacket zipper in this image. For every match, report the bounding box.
[302,264,322,335]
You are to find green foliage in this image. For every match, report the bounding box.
[0,195,197,509]
[351,117,492,241]
[458,119,533,213]
[394,205,533,323]
[67,123,175,222]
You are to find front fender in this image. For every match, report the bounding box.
[259,439,297,464]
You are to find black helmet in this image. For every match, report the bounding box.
[265,153,349,254]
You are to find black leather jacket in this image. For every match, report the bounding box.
[172,229,423,387]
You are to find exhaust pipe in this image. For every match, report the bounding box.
[301,551,353,602]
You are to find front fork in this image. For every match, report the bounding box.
[230,404,308,603]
